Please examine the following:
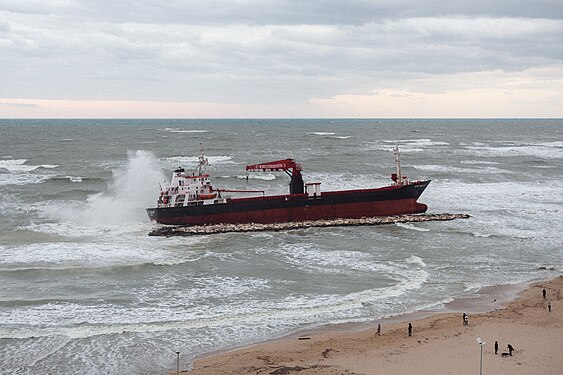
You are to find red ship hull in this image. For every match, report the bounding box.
[147,180,430,226]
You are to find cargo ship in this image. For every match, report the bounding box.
[146,147,430,226]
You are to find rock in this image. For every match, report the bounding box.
[148,213,471,237]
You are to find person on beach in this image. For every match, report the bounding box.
[543,288,547,299]
[507,344,514,356]
[408,323,412,337]
[463,313,468,326]
[376,323,381,336]
[547,299,552,312]
[495,341,499,355]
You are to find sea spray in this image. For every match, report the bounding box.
[86,150,165,225]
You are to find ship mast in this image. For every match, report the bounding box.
[393,145,402,185]
[196,143,208,175]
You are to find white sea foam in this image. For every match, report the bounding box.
[396,223,430,232]
[0,159,58,172]
[413,164,513,174]
[162,128,209,133]
[460,160,501,165]
[236,174,276,181]
[471,232,493,238]
[406,255,427,267]
[0,234,205,270]
[164,155,234,165]
[424,179,563,245]
[61,176,84,183]
[460,143,563,159]
[307,132,335,136]
[0,173,50,186]
[382,139,450,148]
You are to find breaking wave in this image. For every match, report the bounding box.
[162,128,209,133]
[0,159,58,172]
[38,150,164,226]
[163,155,234,166]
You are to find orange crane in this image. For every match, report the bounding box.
[246,159,304,194]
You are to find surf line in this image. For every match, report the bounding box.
[148,213,470,237]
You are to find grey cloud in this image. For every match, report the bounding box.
[29,0,563,25]
[0,0,561,105]
[0,0,57,15]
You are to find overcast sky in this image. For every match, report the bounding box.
[1,0,562,118]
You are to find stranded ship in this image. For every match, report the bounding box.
[146,147,430,226]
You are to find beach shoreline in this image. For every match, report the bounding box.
[183,274,562,374]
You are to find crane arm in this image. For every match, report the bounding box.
[245,159,301,174]
[245,158,304,194]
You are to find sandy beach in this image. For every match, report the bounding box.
[185,275,562,375]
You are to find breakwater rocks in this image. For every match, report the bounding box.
[148,213,470,237]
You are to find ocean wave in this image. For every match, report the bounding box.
[0,254,205,275]
[307,132,335,136]
[460,160,501,165]
[163,155,234,165]
[236,174,276,181]
[382,139,450,146]
[370,144,424,153]
[471,232,493,238]
[0,173,52,186]
[460,144,563,159]
[406,255,427,268]
[0,236,206,270]
[0,159,58,172]
[396,223,430,232]
[161,128,209,133]
[47,176,105,184]
[413,164,513,174]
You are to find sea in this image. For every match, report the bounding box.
[0,119,561,374]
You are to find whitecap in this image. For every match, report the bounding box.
[236,174,276,181]
[61,176,84,183]
[396,223,430,232]
[382,139,450,146]
[460,160,500,165]
[471,232,493,238]
[413,164,512,174]
[0,159,58,172]
[307,132,335,136]
[0,173,50,186]
[460,144,563,159]
[406,255,427,267]
[161,128,209,133]
[164,155,234,165]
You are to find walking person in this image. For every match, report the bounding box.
[542,288,547,299]
[507,344,514,356]
[408,323,412,337]
[547,299,552,312]
[494,341,499,355]
[376,323,381,336]
[463,313,468,326]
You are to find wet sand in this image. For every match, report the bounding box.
[184,275,562,374]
